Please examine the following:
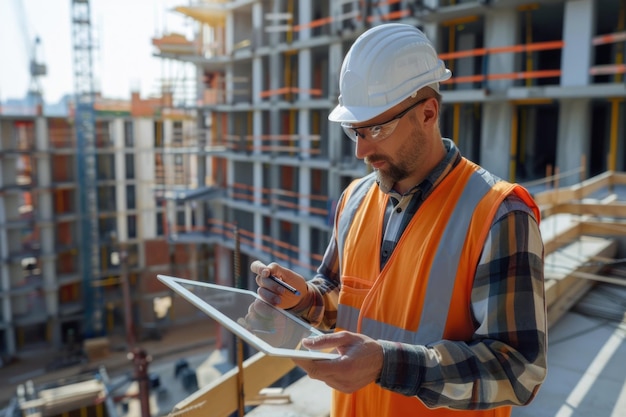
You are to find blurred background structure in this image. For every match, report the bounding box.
[1,0,625,416]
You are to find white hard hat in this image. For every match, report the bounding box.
[329,23,452,124]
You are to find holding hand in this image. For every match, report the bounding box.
[250,260,308,309]
[293,331,384,393]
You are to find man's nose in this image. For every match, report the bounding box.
[354,135,375,159]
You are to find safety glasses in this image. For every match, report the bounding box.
[341,98,429,142]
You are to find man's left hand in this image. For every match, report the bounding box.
[293,331,383,393]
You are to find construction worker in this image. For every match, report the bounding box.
[251,23,546,416]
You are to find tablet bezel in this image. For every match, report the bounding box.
[157,274,339,360]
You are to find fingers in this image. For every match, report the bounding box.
[250,260,267,275]
[301,333,344,350]
[293,332,384,393]
[250,260,307,309]
[250,261,280,299]
[250,261,279,289]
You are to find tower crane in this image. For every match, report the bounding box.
[70,0,102,337]
[14,0,47,112]
[29,36,47,101]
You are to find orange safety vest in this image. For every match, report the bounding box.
[332,158,540,417]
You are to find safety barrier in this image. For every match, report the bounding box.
[439,40,564,87]
[168,214,327,274]
[222,133,323,156]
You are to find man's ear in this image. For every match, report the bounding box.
[421,97,438,126]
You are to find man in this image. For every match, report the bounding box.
[251,23,546,416]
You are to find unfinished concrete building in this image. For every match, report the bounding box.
[150,0,625,323]
[0,0,624,383]
[0,95,213,359]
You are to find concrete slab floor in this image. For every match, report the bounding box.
[512,311,626,417]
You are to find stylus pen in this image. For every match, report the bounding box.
[269,275,301,296]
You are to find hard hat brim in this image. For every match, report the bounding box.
[328,102,385,124]
[328,77,450,124]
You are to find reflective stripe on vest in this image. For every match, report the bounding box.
[335,170,491,344]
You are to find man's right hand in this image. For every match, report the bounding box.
[250,260,308,309]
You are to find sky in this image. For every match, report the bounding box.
[0,0,193,104]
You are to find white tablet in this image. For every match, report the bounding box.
[157,274,339,360]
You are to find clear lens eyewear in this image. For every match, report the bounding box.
[341,98,429,142]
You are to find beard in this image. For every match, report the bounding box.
[365,125,425,191]
[367,157,410,192]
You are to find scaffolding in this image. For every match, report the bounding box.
[71,0,102,337]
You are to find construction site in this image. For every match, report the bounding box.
[1,0,626,416]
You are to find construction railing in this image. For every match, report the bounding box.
[438,40,564,88]
[166,217,326,274]
[229,182,331,218]
[591,30,626,80]
[222,133,323,157]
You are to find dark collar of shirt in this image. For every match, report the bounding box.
[378,138,462,268]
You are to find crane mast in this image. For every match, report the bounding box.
[71,0,102,337]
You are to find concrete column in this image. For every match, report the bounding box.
[35,117,61,347]
[298,166,311,268]
[554,0,596,184]
[268,0,282,255]
[299,166,311,217]
[557,99,591,185]
[252,1,263,49]
[299,109,310,159]
[137,119,156,238]
[561,0,596,87]
[225,12,234,55]
[252,50,263,166]
[183,204,192,232]
[484,8,519,92]
[195,200,205,237]
[196,111,207,188]
[328,42,343,170]
[253,160,264,252]
[480,8,519,179]
[481,103,514,179]
[456,32,478,91]
[113,120,128,241]
[299,48,312,101]
[227,158,235,201]
[423,23,438,52]
[298,0,312,41]
[330,1,341,34]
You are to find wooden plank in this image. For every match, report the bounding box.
[547,278,593,327]
[245,376,331,417]
[581,221,626,236]
[170,352,295,417]
[567,271,626,287]
[533,171,613,206]
[552,202,626,218]
[544,236,618,326]
[540,213,587,255]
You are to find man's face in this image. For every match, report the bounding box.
[347,95,438,193]
[364,114,427,191]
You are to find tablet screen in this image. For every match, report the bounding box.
[157,274,339,360]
